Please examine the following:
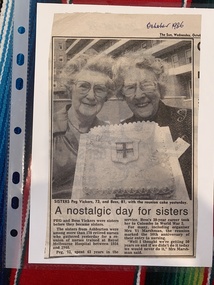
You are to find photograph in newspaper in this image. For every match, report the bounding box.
[46,13,201,258]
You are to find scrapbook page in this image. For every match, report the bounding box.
[30,4,213,266]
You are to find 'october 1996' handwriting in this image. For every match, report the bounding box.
[147,21,184,29]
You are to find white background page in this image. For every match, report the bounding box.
[30,4,214,266]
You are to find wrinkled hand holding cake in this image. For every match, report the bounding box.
[72,122,189,199]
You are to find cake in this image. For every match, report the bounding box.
[72,122,187,199]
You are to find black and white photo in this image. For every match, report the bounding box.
[52,38,193,201]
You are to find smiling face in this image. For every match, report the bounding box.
[71,70,110,119]
[122,68,161,120]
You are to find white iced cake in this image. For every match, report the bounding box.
[73,122,182,199]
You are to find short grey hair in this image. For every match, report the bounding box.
[60,50,115,99]
[113,51,168,99]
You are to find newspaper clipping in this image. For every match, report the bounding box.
[45,12,201,258]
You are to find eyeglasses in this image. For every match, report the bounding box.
[75,81,108,98]
[122,81,158,97]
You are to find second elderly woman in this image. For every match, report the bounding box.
[52,51,114,199]
[113,51,192,199]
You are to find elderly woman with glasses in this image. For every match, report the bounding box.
[114,51,192,199]
[52,52,114,199]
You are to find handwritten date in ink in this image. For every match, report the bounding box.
[147,21,184,29]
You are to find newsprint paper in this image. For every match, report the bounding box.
[30,4,214,266]
[47,12,199,258]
